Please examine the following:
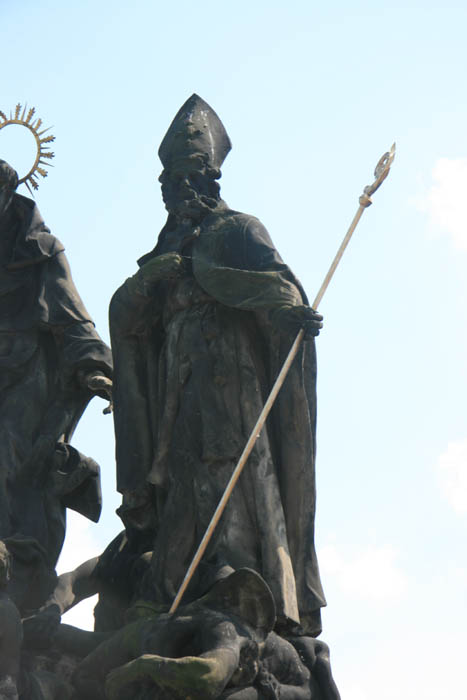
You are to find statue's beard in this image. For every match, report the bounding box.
[165,189,218,223]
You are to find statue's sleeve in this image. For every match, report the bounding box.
[109,271,164,339]
[193,215,306,311]
[37,251,113,383]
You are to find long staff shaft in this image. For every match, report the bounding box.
[312,204,365,310]
[169,144,395,614]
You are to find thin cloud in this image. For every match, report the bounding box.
[415,157,467,251]
[319,543,408,600]
[437,439,467,514]
[340,632,466,700]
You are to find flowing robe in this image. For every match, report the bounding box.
[110,204,326,635]
[0,193,112,572]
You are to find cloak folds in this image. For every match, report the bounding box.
[110,205,326,635]
[0,193,113,574]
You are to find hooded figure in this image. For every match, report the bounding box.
[110,95,326,636]
[0,160,113,573]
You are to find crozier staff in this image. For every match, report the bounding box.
[170,141,396,614]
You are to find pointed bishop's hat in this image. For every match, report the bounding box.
[158,94,231,170]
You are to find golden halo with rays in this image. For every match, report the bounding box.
[0,103,55,196]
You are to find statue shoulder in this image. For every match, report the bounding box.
[194,207,285,277]
[6,193,64,270]
[202,208,273,251]
[206,207,265,231]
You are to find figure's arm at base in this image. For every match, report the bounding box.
[45,556,101,614]
[22,556,100,647]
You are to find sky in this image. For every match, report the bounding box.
[1,1,467,698]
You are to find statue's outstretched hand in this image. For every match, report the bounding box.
[272,305,323,339]
[80,371,113,414]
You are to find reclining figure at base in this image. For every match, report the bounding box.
[41,568,336,700]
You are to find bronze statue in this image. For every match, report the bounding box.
[0,159,112,597]
[110,94,325,637]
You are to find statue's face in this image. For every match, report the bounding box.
[0,184,13,218]
[159,169,198,210]
[159,166,212,221]
[158,153,215,220]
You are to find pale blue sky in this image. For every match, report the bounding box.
[2,2,467,698]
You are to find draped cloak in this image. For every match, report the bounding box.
[0,193,113,576]
[110,203,326,635]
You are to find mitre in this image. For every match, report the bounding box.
[158,94,231,170]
